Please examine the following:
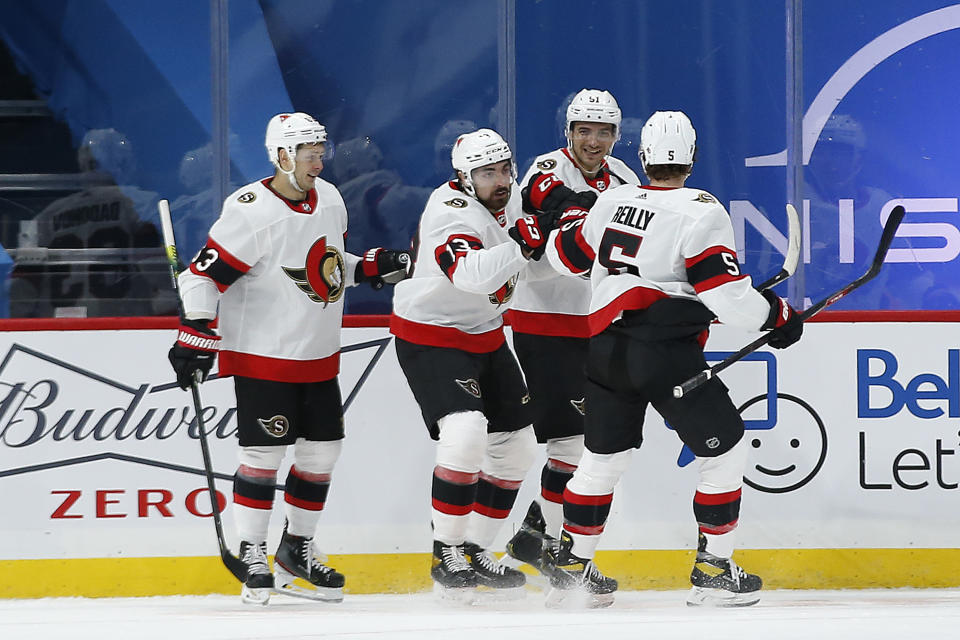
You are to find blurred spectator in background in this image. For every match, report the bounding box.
[332,135,430,313]
[9,128,174,317]
[169,138,240,261]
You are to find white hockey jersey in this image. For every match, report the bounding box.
[390,181,529,353]
[545,184,771,336]
[509,148,640,337]
[178,177,361,383]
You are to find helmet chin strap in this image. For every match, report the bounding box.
[278,148,305,194]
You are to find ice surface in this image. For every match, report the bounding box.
[2,589,958,640]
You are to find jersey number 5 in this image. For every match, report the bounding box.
[598,228,642,276]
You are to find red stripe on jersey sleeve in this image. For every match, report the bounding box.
[684,244,733,267]
[693,273,748,293]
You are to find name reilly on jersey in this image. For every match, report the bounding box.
[611,205,656,231]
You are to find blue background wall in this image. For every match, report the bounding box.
[1,0,958,313]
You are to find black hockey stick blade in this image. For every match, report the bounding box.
[673,205,905,398]
[159,199,247,583]
[756,203,802,290]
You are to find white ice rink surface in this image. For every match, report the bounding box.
[3,589,959,640]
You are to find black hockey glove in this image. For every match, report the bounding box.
[509,212,555,260]
[760,289,803,349]
[521,172,598,215]
[356,247,413,290]
[168,318,220,389]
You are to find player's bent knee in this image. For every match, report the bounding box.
[435,411,487,473]
[486,425,537,481]
[546,434,584,468]
[293,437,343,475]
[567,448,632,495]
[697,435,748,493]
[238,445,286,471]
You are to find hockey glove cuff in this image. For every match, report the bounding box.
[356,247,413,290]
[760,289,803,349]
[168,318,220,389]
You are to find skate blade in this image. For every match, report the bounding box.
[273,569,343,603]
[545,586,614,609]
[686,586,760,607]
[432,582,477,605]
[240,586,271,606]
[272,582,344,603]
[474,585,527,602]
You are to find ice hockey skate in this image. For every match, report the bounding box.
[540,531,617,609]
[687,534,762,607]
[273,528,345,603]
[431,540,478,603]
[505,501,551,573]
[462,542,525,600]
[238,540,274,605]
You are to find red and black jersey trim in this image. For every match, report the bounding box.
[685,245,746,293]
[694,488,741,535]
[435,233,484,281]
[473,473,522,519]
[554,219,595,274]
[260,177,319,214]
[233,471,276,510]
[431,467,479,516]
[189,238,252,292]
[283,466,330,512]
[561,488,613,536]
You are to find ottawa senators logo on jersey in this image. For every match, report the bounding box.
[488,274,518,306]
[455,378,482,398]
[537,159,557,171]
[238,192,257,203]
[570,397,586,416]
[444,198,468,208]
[693,192,717,204]
[282,236,345,305]
[258,414,291,438]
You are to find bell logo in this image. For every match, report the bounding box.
[857,349,960,419]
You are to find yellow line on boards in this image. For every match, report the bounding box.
[3,549,960,599]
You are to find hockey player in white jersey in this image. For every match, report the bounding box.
[167,112,411,605]
[391,128,553,600]
[539,111,803,608]
[505,89,641,572]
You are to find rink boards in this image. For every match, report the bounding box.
[1,319,959,597]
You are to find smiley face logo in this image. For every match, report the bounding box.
[740,393,827,494]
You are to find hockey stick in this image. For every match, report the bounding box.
[158,199,248,583]
[673,204,905,399]
[756,203,802,290]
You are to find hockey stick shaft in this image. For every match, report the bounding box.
[673,205,905,398]
[158,199,247,582]
[756,203,802,290]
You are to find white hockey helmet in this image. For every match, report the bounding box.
[640,110,697,166]
[264,112,327,167]
[450,128,515,198]
[566,89,622,140]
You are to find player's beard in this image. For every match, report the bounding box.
[480,185,510,212]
